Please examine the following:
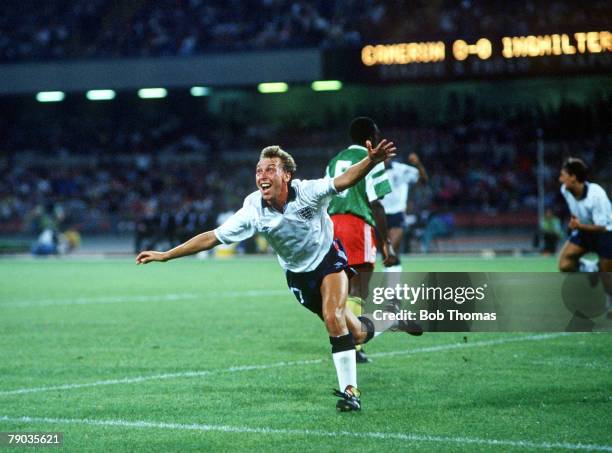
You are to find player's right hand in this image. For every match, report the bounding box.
[136,251,167,264]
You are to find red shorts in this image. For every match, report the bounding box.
[330,214,377,266]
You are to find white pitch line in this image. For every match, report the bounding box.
[0,333,568,397]
[0,415,609,451]
[0,359,323,396]
[1,293,200,308]
[220,289,287,298]
[1,290,287,308]
[367,332,570,359]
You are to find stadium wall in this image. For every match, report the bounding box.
[0,49,321,94]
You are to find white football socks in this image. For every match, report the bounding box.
[332,349,357,390]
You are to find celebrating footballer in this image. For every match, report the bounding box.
[137,138,419,411]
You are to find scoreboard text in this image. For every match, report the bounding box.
[324,31,611,82]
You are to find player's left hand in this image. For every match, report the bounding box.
[366,139,396,164]
[568,216,581,230]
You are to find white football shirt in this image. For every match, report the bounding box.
[380,161,420,214]
[560,182,611,231]
[214,178,338,272]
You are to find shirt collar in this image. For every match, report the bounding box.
[580,182,589,200]
[261,184,296,210]
[348,144,367,151]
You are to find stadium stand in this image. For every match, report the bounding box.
[1,0,609,254]
[1,95,609,239]
[2,0,610,61]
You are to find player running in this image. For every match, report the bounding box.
[381,151,428,274]
[136,142,414,412]
[557,157,612,316]
[558,157,611,273]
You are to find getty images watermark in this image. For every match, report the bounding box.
[359,272,611,332]
[372,282,493,322]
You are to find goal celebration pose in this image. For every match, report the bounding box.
[136,141,416,411]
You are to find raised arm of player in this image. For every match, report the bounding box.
[136,230,220,264]
[408,152,429,185]
[334,139,396,192]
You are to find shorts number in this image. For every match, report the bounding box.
[290,287,305,305]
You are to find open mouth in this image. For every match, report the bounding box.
[260,182,272,192]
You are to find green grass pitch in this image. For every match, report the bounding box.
[0,255,610,452]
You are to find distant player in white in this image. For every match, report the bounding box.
[381,152,428,274]
[136,142,415,411]
[558,157,612,273]
[557,157,612,317]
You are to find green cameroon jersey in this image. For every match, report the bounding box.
[326,144,392,226]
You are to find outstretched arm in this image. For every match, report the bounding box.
[334,139,396,192]
[136,230,220,264]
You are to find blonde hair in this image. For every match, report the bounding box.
[260,145,297,174]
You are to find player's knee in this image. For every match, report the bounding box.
[323,308,344,327]
[323,305,346,335]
